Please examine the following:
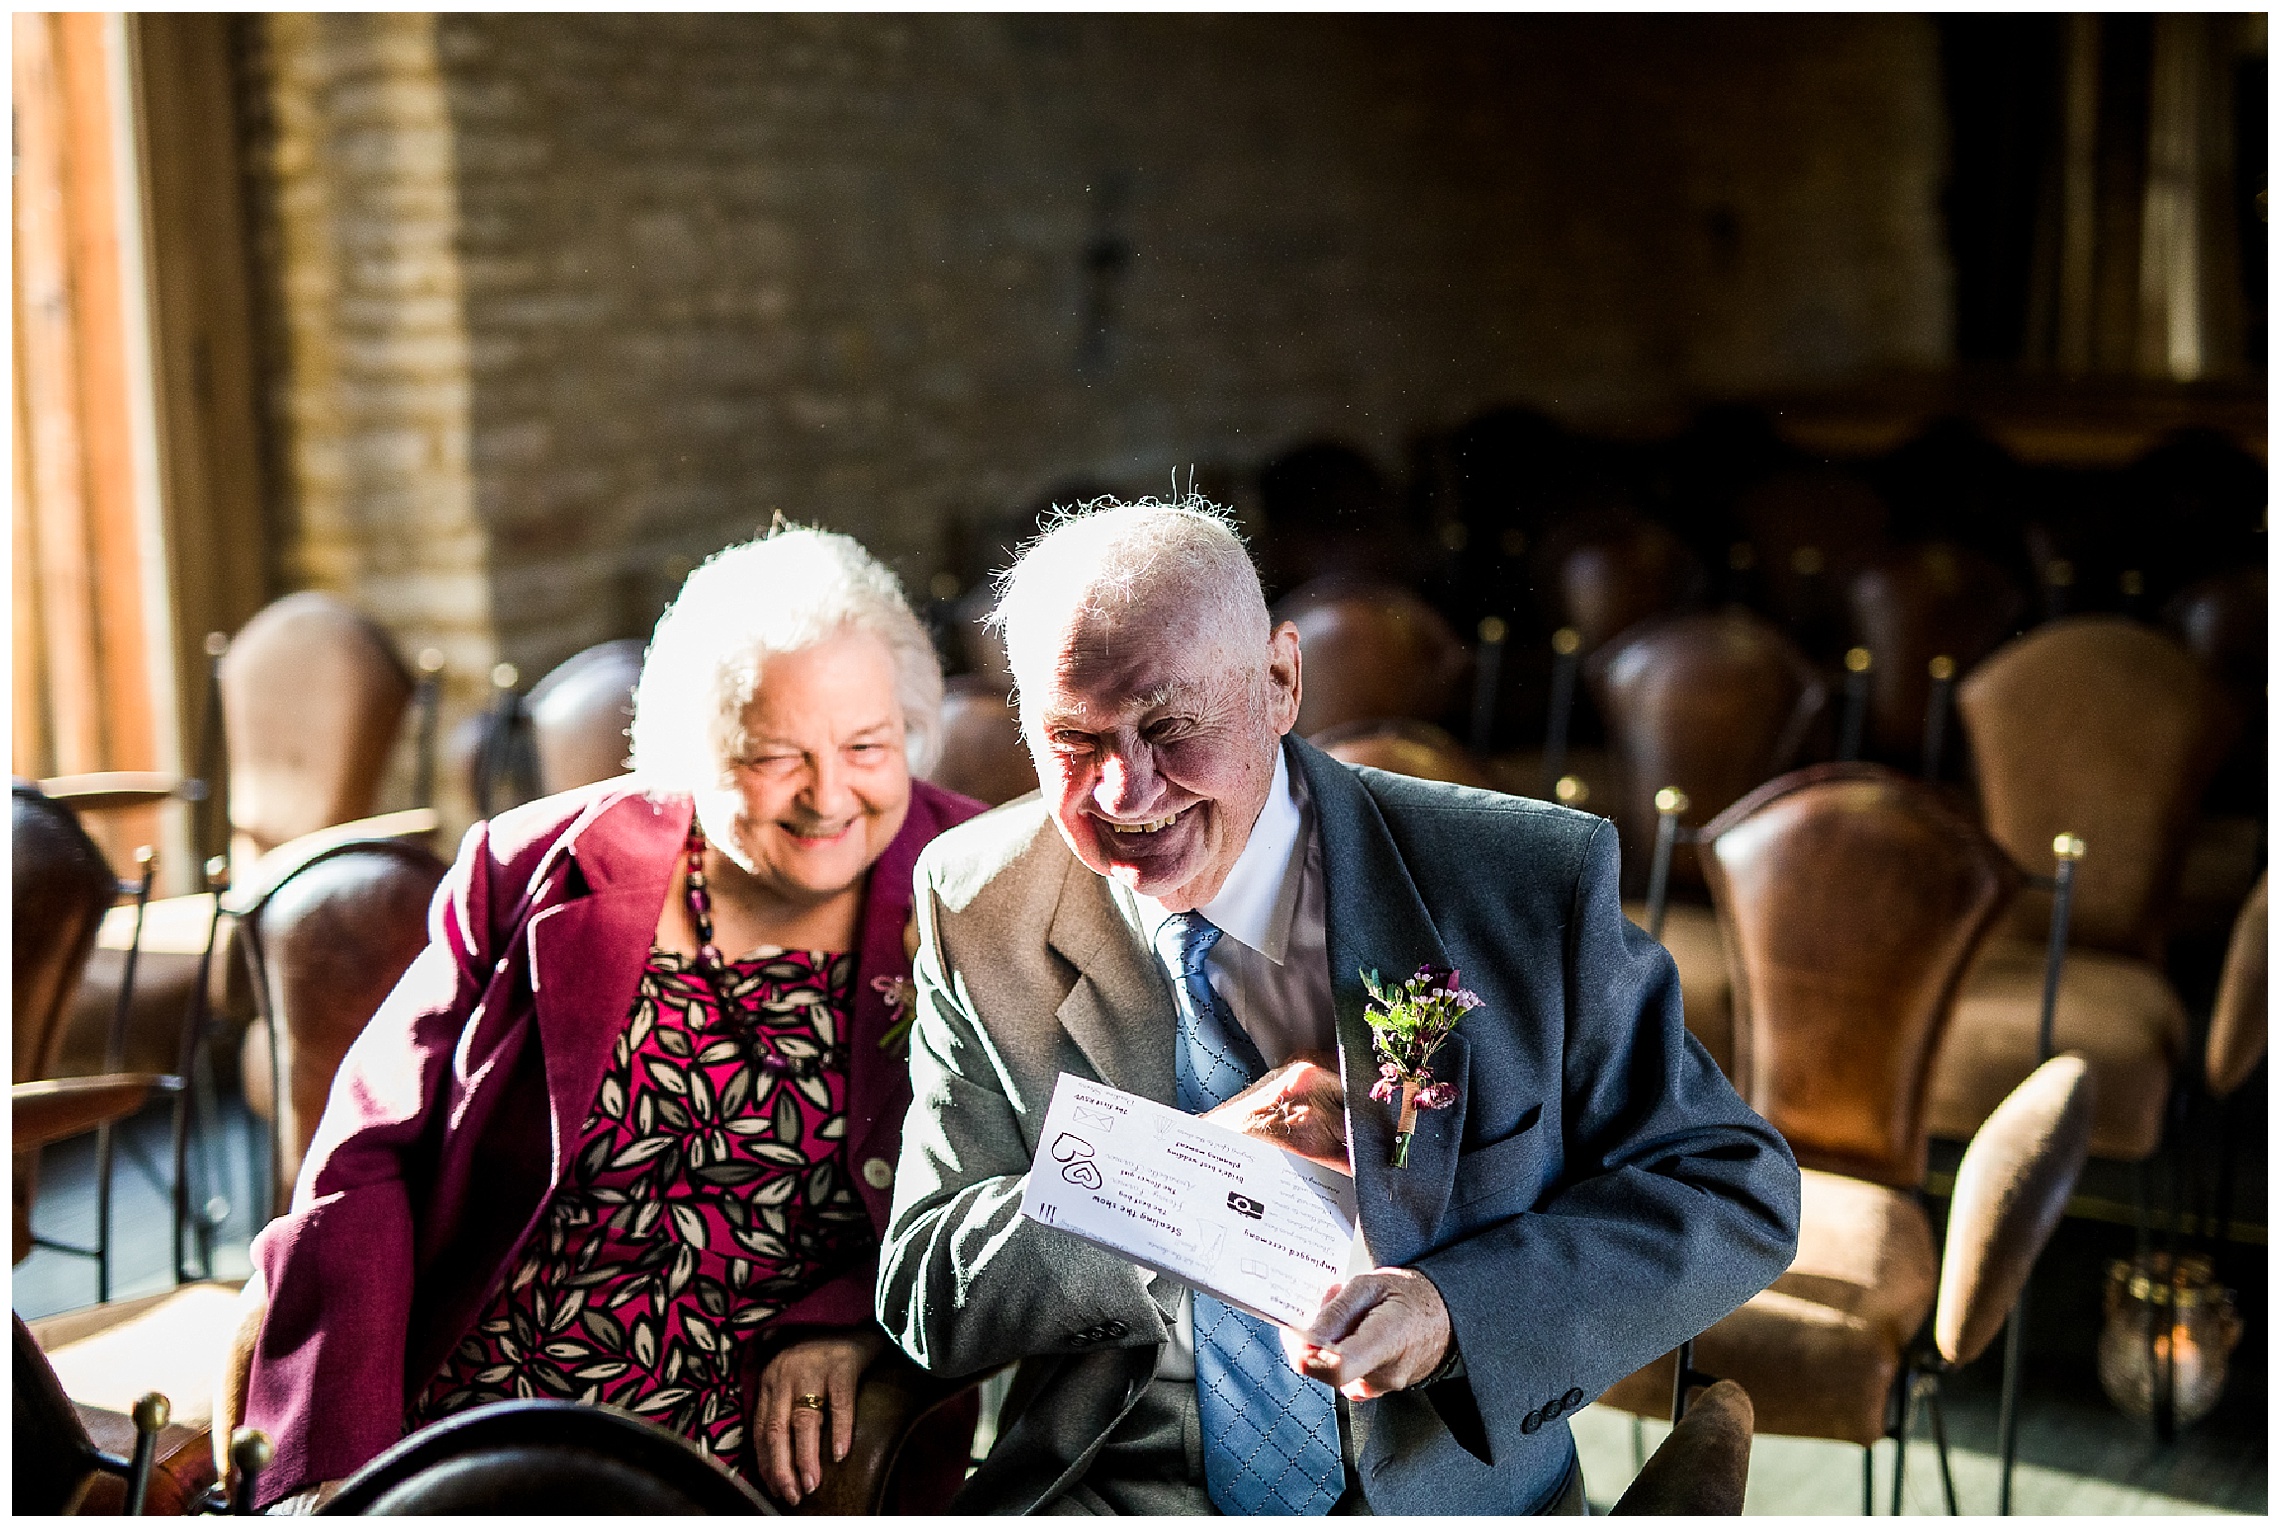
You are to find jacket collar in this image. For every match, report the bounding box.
[1290,736,1467,1268]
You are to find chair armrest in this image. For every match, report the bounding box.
[796,1349,988,1516]
[221,808,442,916]
[1611,1377,1753,1515]
[1933,1054,2095,1368]
[11,1075,165,1151]
[39,771,187,813]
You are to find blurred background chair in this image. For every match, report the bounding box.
[1845,542,2024,772]
[927,673,1038,807]
[1310,718,1497,789]
[1589,609,1827,1075]
[1926,618,2235,1170]
[2196,873,2265,1260]
[230,834,451,1217]
[1731,468,1892,660]
[1276,579,1469,738]
[527,638,643,794]
[1600,765,2091,1513]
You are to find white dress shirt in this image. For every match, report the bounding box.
[1115,747,1336,1378]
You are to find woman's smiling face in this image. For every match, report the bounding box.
[713,627,912,906]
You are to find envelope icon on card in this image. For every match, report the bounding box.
[1051,1132,1095,1163]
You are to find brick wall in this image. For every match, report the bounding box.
[240,13,1951,835]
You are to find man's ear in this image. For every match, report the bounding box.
[1267,622,1303,735]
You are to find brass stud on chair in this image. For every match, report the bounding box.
[491,662,520,691]
[2045,558,2075,589]
[417,647,447,677]
[204,631,230,659]
[1555,774,1589,807]
[1845,646,1873,674]
[1551,626,1581,657]
[229,1427,274,1515]
[1928,654,1957,682]
[1477,615,1509,646]
[2053,832,2087,862]
[133,1392,171,1431]
[1791,545,1825,577]
[1655,786,1690,818]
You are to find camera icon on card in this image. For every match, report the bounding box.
[1226,1191,1266,1220]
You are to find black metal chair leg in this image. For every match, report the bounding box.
[1862,1442,1876,1516]
[1997,1298,2025,1514]
[94,1118,116,1304]
[1890,1365,1913,1516]
[1629,1413,1646,1474]
[1470,617,1507,756]
[1925,1377,1959,1516]
[1539,629,1580,797]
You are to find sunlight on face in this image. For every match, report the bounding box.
[707,627,912,907]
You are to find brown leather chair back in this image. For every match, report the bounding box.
[1278,581,1469,737]
[1702,764,2014,1188]
[220,593,415,860]
[1957,617,2236,957]
[2165,567,2268,695]
[1592,609,1827,888]
[11,785,119,1085]
[1558,520,1703,655]
[2206,873,2267,1101]
[1846,542,2024,759]
[1310,719,1496,789]
[927,674,1038,807]
[239,838,447,1201]
[1733,469,1890,648]
[526,639,643,794]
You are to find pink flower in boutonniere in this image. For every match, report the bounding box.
[1360,964,1481,1167]
[874,974,918,1057]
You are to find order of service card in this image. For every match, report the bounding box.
[1019,1071,1361,1330]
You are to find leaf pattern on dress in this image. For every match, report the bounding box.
[408,943,869,1483]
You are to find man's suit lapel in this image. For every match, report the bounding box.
[1292,738,1469,1269]
[1045,851,1178,1108]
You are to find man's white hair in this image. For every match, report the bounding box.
[989,494,1271,722]
[629,525,943,792]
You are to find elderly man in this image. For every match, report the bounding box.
[878,499,1798,1514]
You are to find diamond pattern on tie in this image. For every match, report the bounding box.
[1159,911,1344,1515]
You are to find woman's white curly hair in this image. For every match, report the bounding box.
[629,524,943,793]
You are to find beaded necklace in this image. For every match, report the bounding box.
[680,818,828,1079]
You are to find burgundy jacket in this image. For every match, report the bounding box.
[242,777,985,1503]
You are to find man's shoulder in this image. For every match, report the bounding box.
[913,792,1070,914]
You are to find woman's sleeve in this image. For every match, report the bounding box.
[240,818,505,1505]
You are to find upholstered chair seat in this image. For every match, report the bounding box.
[1928,940,2187,1161]
[1601,1167,1936,1447]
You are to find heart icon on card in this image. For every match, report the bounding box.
[1061,1160,1103,1190]
[1050,1132,1095,1163]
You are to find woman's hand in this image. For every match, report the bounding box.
[753,1327,888,1506]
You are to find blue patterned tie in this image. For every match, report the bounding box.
[1157,911,1345,1516]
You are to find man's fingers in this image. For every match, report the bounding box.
[1304,1275,1380,1346]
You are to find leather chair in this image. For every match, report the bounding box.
[1275,579,1470,738]
[1559,519,1705,656]
[1608,1377,1752,1516]
[1927,618,2235,1163]
[1310,719,1497,789]
[927,673,1039,807]
[1732,468,1891,657]
[231,835,450,1212]
[1845,542,2023,766]
[67,595,421,1081]
[1599,766,2094,1512]
[317,1397,772,1514]
[2201,874,2265,1249]
[1590,610,1827,1076]
[14,1310,214,1515]
[2165,568,2267,933]
[527,638,643,794]
[12,782,187,1294]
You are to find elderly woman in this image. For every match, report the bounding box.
[240,527,985,1509]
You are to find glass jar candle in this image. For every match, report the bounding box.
[2097,1252,2243,1426]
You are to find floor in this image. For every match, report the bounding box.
[16,1091,2268,1515]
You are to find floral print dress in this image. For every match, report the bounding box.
[410,943,873,1480]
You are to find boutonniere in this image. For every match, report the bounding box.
[1360,965,1477,1167]
[873,974,918,1057]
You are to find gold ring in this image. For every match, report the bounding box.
[794,1393,828,1412]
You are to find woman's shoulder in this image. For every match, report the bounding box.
[470,780,686,893]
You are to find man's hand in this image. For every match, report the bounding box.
[1202,1059,1349,1174]
[753,1327,887,1505]
[1280,1267,1453,1400]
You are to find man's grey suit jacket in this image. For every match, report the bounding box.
[878,737,1800,1514]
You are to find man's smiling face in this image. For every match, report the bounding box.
[1022,585,1301,912]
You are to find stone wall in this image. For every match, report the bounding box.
[239,13,1952,833]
